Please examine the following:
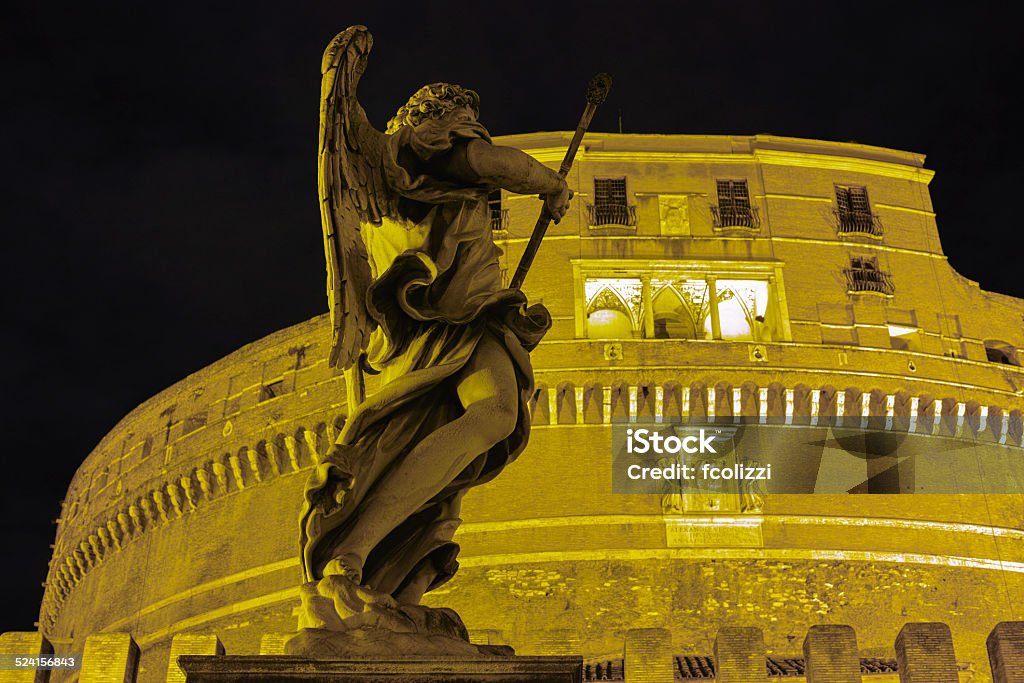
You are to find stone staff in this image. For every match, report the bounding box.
[509,72,612,289]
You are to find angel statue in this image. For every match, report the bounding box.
[286,26,572,657]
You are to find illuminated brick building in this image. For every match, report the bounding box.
[26,133,1024,681]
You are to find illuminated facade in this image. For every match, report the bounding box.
[29,134,1024,681]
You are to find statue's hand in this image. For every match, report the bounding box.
[542,180,573,223]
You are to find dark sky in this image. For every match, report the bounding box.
[2,2,1021,630]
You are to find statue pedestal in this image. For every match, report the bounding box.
[177,655,583,683]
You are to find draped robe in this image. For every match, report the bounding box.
[298,116,551,598]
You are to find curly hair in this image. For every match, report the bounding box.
[386,82,480,135]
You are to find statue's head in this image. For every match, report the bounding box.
[386,82,480,135]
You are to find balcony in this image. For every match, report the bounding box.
[489,207,509,232]
[587,203,637,227]
[844,266,895,295]
[834,209,883,237]
[711,205,761,230]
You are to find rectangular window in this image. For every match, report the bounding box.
[835,185,881,235]
[590,177,635,226]
[888,325,922,351]
[259,379,288,402]
[181,412,207,435]
[595,177,627,205]
[713,179,758,229]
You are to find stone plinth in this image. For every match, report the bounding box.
[988,622,1024,683]
[176,655,582,683]
[0,632,53,683]
[623,629,672,683]
[715,627,767,683]
[894,623,957,683]
[803,625,861,683]
[168,636,225,683]
[80,633,139,683]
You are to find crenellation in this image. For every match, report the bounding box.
[581,383,603,424]
[610,380,630,419]
[1009,411,1023,446]
[284,434,302,473]
[116,511,131,539]
[105,520,121,551]
[194,468,213,502]
[689,382,708,419]
[792,384,812,422]
[163,484,182,519]
[178,475,198,512]
[939,398,959,437]
[530,384,550,425]
[715,381,733,418]
[241,447,261,484]
[226,454,246,491]
[556,382,576,424]
[301,428,322,464]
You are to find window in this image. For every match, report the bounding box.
[581,274,781,341]
[487,189,507,232]
[181,412,208,435]
[712,179,759,229]
[588,177,636,226]
[259,379,288,402]
[709,280,770,341]
[985,340,1021,366]
[888,325,922,352]
[585,278,641,338]
[652,286,701,339]
[835,185,882,236]
[844,255,894,295]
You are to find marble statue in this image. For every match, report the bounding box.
[286,25,586,657]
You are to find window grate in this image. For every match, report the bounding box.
[844,255,894,294]
[589,178,635,226]
[487,189,508,231]
[712,179,759,228]
[835,185,882,236]
[594,177,628,206]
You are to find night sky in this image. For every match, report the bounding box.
[2,2,1021,630]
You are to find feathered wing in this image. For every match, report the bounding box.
[319,26,393,370]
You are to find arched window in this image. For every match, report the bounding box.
[586,287,635,338]
[650,286,699,339]
[707,280,769,341]
[707,289,753,340]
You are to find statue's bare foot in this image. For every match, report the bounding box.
[318,553,397,619]
[323,553,365,583]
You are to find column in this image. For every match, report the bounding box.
[640,275,655,339]
[763,276,778,341]
[706,276,722,340]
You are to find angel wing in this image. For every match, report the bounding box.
[319,26,394,370]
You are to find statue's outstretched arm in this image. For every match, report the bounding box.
[436,139,573,222]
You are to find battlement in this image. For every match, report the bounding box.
[4,621,1022,682]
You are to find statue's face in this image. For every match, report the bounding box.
[444,105,478,124]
